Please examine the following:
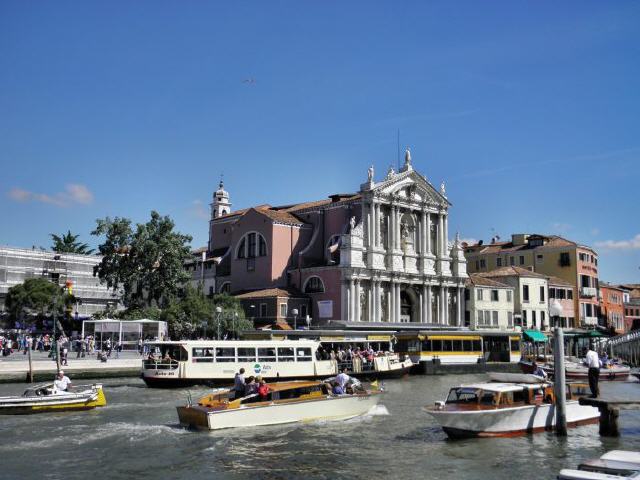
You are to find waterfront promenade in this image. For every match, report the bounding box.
[0,350,141,383]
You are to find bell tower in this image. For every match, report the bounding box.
[211,178,231,219]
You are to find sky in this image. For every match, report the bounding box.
[1,1,639,283]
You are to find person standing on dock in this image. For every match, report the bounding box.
[584,344,600,398]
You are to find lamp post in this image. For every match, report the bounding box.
[291,308,299,330]
[549,299,567,436]
[215,306,222,340]
[305,315,311,330]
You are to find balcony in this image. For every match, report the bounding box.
[582,316,598,326]
[580,286,597,297]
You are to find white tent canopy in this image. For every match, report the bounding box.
[81,319,168,350]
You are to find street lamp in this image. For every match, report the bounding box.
[305,314,311,330]
[550,300,563,329]
[215,306,222,340]
[291,308,299,330]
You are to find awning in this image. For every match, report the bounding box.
[523,330,548,343]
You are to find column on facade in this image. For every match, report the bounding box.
[395,282,402,322]
[348,279,355,321]
[444,214,449,256]
[438,214,445,257]
[418,288,423,324]
[388,281,394,322]
[421,210,428,258]
[439,286,446,324]
[421,284,429,323]
[395,207,402,250]
[354,279,361,322]
[372,200,379,248]
[375,281,382,322]
[444,288,450,325]
[367,283,373,322]
[456,287,463,326]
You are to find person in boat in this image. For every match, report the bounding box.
[584,345,600,398]
[331,381,344,395]
[531,361,548,379]
[336,367,351,390]
[53,370,72,393]
[257,378,270,400]
[233,368,245,399]
[244,376,257,396]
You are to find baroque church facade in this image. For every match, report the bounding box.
[200,150,468,328]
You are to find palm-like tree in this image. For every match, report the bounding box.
[50,230,95,254]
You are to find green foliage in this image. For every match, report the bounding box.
[161,285,211,339]
[212,294,252,338]
[51,230,94,254]
[5,278,65,323]
[92,211,193,309]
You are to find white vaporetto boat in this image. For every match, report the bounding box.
[142,340,412,388]
[424,373,600,438]
[177,380,382,430]
[0,383,107,415]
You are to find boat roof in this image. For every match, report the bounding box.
[146,339,320,346]
[454,382,550,393]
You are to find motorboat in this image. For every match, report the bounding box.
[177,380,382,430]
[0,383,106,415]
[142,339,412,388]
[424,372,600,439]
[521,359,630,381]
[558,450,640,479]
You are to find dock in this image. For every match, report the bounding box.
[579,396,640,437]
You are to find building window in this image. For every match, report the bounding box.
[549,288,555,299]
[219,282,231,294]
[475,260,479,270]
[259,236,267,256]
[279,303,288,317]
[491,290,499,302]
[300,304,308,319]
[492,311,498,326]
[208,286,214,297]
[480,259,486,269]
[303,276,325,294]
[559,252,571,267]
[507,312,513,327]
[236,232,268,259]
[259,303,267,317]
[523,310,528,327]
[496,258,502,267]
[519,256,525,265]
[523,285,529,302]
[540,286,545,302]
[464,289,470,301]
[477,289,483,301]
[237,238,246,259]
[507,290,512,302]
[541,311,546,328]
[510,257,515,266]
[247,233,257,258]
[532,310,537,327]
[477,311,484,325]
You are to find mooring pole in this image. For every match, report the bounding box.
[554,326,567,435]
[27,343,34,383]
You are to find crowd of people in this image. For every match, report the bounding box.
[316,344,386,371]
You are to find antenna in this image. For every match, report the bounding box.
[397,129,400,171]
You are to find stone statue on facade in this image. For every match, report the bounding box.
[440,181,446,197]
[350,216,356,232]
[368,165,374,183]
[402,148,413,172]
[386,165,395,180]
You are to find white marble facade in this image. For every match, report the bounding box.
[340,150,468,326]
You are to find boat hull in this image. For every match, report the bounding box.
[427,401,600,439]
[0,386,107,415]
[178,393,381,430]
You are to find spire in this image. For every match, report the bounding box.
[400,147,413,172]
[211,176,231,219]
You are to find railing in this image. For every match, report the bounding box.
[143,360,179,370]
[582,316,598,326]
[607,330,640,367]
[580,287,597,297]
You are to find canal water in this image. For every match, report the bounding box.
[1,375,639,480]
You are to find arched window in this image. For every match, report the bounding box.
[236,232,268,259]
[219,282,231,294]
[304,276,325,294]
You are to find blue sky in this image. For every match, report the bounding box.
[1,1,639,282]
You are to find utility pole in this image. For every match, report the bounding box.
[554,326,567,435]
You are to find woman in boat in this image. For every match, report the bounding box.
[257,379,270,400]
[244,376,257,396]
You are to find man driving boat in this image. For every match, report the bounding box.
[53,370,72,393]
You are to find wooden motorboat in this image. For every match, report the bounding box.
[177,380,382,430]
[521,359,630,380]
[558,450,640,479]
[424,373,599,439]
[0,383,107,415]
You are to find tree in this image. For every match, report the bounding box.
[92,211,193,309]
[161,285,211,339]
[51,230,94,254]
[212,294,252,339]
[5,278,66,327]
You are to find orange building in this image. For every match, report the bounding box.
[598,282,626,333]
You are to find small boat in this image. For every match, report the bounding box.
[424,373,600,439]
[558,450,640,479]
[521,359,631,381]
[0,383,107,415]
[177,380,381,430]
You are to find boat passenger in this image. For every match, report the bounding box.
[332,381,344,395]
[336,367,351,390]
[244,376,257,396]
[257,379,270,400]
[53,370,72,393]
[531,362,547,379]
[233,368,245,399]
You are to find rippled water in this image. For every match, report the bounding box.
[1,375,639,480]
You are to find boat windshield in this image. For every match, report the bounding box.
[446,387,481,404]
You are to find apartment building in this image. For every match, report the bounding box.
[464,274,515,330]
[598,282,626,333]
[464,234,598,328]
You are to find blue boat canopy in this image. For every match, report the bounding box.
[523,329,548,343]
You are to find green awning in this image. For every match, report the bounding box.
[523,329,548,342]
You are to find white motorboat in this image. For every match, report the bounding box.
[558,450,640,479]
[0,383,107,415]
[177,380,381,430]
[523,359,631,381]
[424,373,600,438]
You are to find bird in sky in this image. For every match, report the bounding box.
[242,78,256,85]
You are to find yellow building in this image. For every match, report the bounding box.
[464,234,599,328]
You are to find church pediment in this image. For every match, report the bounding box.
[372,170,450,207]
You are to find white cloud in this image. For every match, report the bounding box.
[590,228,600,236]
[595,234,640,250]
[7,184,94,207]
[189,200,209,220]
